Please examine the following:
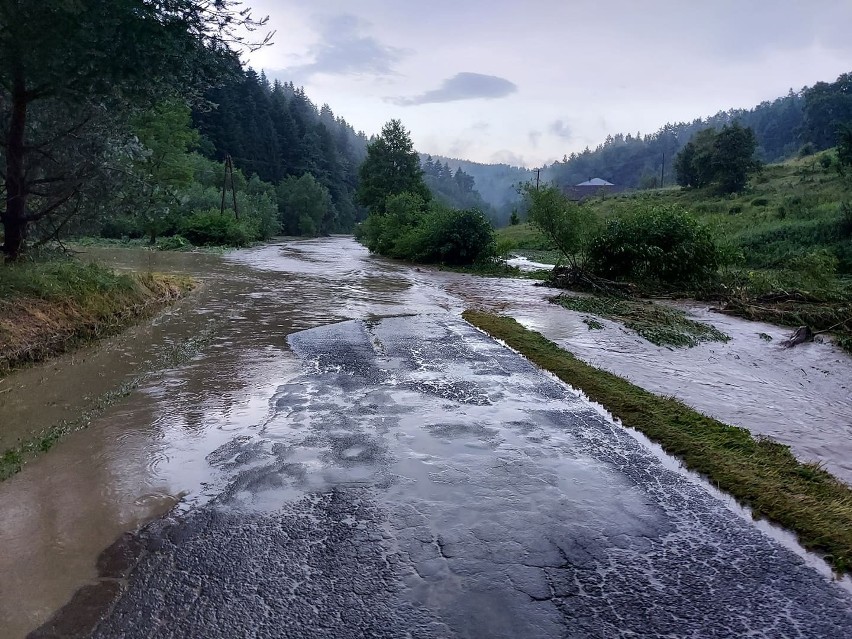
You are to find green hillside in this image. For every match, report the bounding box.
[501,149,852,275]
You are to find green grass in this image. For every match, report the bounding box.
[555,294,730,347]
[495,223,555,250]
[586,150,852,273]
[439,262,551,281]
[498,151,852,274]
[463,310,852,574]
[510,248,561,265]
[0,257,194,373]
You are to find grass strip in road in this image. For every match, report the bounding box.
[462,309,852,574]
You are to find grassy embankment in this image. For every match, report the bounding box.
[0,258,194,374]
[497,151,852,350]
[463,310,852,573]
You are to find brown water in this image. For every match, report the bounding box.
[1,237,850,637]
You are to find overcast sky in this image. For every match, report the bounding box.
[245,1,852,168]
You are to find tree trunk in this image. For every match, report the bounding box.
[2,72,29,261]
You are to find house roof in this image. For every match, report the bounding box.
[575,178,614,186]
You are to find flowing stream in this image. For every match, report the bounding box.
[0,236,850,637]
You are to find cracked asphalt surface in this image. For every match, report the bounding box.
[34,315,852,638]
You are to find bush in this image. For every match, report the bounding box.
[587,205,720,285]
[155,235,192,251]
[180,210,252,247]
[414,207,496,265]
[357,194,495,266]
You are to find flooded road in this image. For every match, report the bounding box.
[1,237,851,637]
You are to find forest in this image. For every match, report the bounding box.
[447,72,852,220]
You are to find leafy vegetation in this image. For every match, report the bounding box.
[674,123,761,193]
[587,205,720,286]
[356,121,496,266]
[463,310,852,574]
[554,295,729,348]
[357,119,431,214]
[422,156,490,213]
[522,184,600,270]
[0,0,271,260]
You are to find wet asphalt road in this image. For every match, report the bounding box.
[33,315,852,638]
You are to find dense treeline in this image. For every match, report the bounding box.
[421,156,490,213]
[0,0,279,259]
[192,70,370,234]
[547,72,852,191]
[442,71,852,227]
[424,156,533,225]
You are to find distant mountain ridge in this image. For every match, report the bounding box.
[427,71,852,226]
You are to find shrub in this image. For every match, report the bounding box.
[414,207,496,265]
[839,202,852,238]
[587,205,720,285]
[180,210,252,247]
[798,143,816,158]
[357,195,495,266]
[155,235,192,251]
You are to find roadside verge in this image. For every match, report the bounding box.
[1,261,194,374]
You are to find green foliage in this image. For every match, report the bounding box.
[798,143,816,158]
[587,205,720,285]
[510,210,520,225]
[357,192,495,266]
[277,173,333,236]
[155,235,192,251]
[522,184,599,268]
[357,120,431,214]
[179,210,252,247]
[0,0,270,258]
[414,207,496,265]
[675,123,760,193]
[837,124,852,171]
[421,156,491,214]
[194,75,365,233]
[802,73,852,149]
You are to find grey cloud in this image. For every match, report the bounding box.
[285,14,406,80]
[391,72,517,106]
[528,130,542,148]
[549,120,572,140]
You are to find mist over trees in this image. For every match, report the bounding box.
[546,71,852,193]
[421,156,490,213]
[193,71,370,233]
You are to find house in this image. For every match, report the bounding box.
[563,177,623,201]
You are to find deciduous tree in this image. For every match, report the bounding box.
[0,0,270,259]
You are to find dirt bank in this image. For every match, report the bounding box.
[1,264,194,374]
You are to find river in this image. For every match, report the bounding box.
[1,237,850,637]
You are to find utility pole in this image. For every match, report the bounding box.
[535,168,541,191]
[220,154,239,220]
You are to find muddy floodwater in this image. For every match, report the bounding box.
[1,236,851,637]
